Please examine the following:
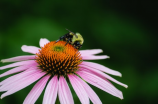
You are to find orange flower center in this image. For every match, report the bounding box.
[36,41,82,76]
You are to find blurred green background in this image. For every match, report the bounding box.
[0,0,158,104]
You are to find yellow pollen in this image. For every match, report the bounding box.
[36,41,82,76]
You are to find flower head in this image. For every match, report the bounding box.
[36,41,82,76]
[0,38,128,104]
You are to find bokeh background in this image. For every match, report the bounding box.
[0,0,158,104]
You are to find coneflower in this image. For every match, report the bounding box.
[0,38,128,104]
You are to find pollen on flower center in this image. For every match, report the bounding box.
[36,41,82,76]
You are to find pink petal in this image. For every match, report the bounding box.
[23,75,50,104]
[80,67,128,88]
[79,77,102,104]
[0,70,45,99]
[58,76,74,104]
[43,76,58,104]
[21,45,40,54]
[68,75,89,104]
[0,67,39,90]
[1,55,36,63]
[0,60,36,70]
[82,55,109,60]
[39,38,50,47]
[80,49,103,56]
[80,61,122,77]
[79,67,113,85]
[77,71,124,99]
[0,63,37,78]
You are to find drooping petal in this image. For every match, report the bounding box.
[23,75,50,104]
[80,67,128,88]
[43,76,58,104]
[68,75,89,104]
[39,38,50,47]
[0,62,37,78]
[1,55,36,63]
[0,71,45,99]
[78,77,102,104]
[58,76,74,104]
[77,71,124,99]
[0,66,27,78]
[0,60,36,70]
[21,45,40,54]
[80,61,122,77]
[0,67,40,90]
[80,49,103,56]
[82,55,109,60]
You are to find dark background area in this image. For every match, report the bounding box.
[0,0,158,104]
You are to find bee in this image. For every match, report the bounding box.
[56,29,84,49]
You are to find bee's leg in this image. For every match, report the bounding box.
[78,45,82,49]
[74,45,81,49]
[73,41,81,49]
[65,42,69,46]
[74,45,78,49]
[65,38,71,46]
[56,35,65,43]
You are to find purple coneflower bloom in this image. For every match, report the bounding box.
[0,38,127,104]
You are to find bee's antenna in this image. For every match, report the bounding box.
[65,28,78,38]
